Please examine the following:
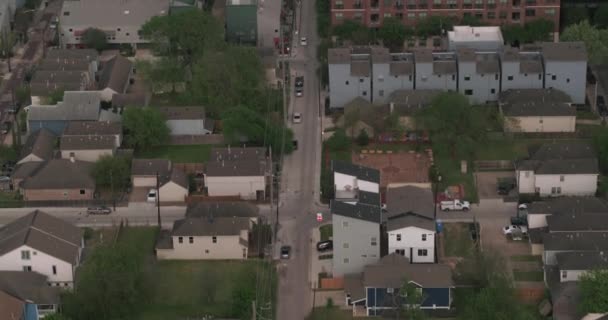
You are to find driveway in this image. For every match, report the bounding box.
[475,171,516,199]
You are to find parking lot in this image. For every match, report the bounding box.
[475,171,517,199]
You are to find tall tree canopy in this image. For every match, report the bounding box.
[378,17,412,50]
[561,20,608,65]
[91,155,131,191]
[122,107,170,151]
[82,28,108,52]
[580,269,608,313]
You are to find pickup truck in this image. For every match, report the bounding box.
[440,199,470,211]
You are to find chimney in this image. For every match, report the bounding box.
[389,102,394,114]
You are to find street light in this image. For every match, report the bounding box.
[433,174,442,222]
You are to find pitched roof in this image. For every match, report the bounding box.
[186,202,259,218]
[61,0,169,28]
[209,147,266,162]
[45,49,99,62]
[60,135,116,150]
[556,252,608,271]
[519,142,599,175]
[205,160,266,177]
[331,200,381,223]
[363,253,453,288]
[30,81,84,97]
[38,58,91,72]
[342,96,373,110]
[111,93,149,108]
[171,216,251,236]
[63,121,122,136]
[332,160,380,184]
[543,232,608,251]
[547,213,608,232]
[167,168,188,189]
[21,159,94,190]
[358,190,381,206]
[385,186,434,219]
[28,91,101,121]
[528,197,608,215]
[12,162,43,181]
[351,60,370,77]
[501,101,575,117]
[0,271,60,305]
[387,89,441,115]
[158,106,205,120]
[98,55,133,92]
[387,212,435,231]
[20,128,55,162]
[0,210,83,264]
[530,142,596,161]
[0,290,24,320]
[328,48,351,64]
[500,89,572,105]
[131,159,171,177]
[476,53,500,74]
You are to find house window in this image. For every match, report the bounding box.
[379,90,384,97]
[452,74,456,81]
[418,249,428,256]
[396,249,405,255]
[552,75,556,80]
[23,266,32,272]
[359,78,364,83]
[79,189,85,195]
[205,250,209,254]
[386,287,394,293]
[371,237,377,246]
[545,8,555,15]
[126,33,130,36]
[117,28,121,31]
[464,89,473,96]
[69,28,73,32]
[491,88,496,94]
[560,175,565,182]
[495,74,499,80]
[464,76,471,81]
[63,11,70,16]
[396,234,402,241]
[567,78,570,83]
[69,152,75,157]
[551,187,562,194]
[345,80,349,85]
[343,221,349,227]
[343,242,350,249]
[21,250,30,260]
[362,91,367,96]
[189,237,194,244]
[422,234,427,241]
[538,74,542,80]
[178,237,183,243]
[561,270,567,278]
[212,236,217,243]
[507,76,513,81]
[344,258,349,263]
[52,265,57,275]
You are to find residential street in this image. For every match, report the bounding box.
[275,0,324,318]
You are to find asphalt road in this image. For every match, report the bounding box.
[275,0,323,318]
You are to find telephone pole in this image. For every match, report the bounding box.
[156,171,161,227]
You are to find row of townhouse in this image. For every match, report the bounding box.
[328,41,587,108]
[331,161,455,316]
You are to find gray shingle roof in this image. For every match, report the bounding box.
[171,217,251,236]
[363,253,453,288]
[518,142,599,175]
[387,89,441,115]
[501,101,575,117]
[158,106,205,120]
[556,251,608,271]
[387,212,435,231]
[63,121,122,136]
[111,93,149,108]
[358,190,380,206]
[30,81,84,97]
[38,58,91,72]
[205,160,266,177]
[60,135,116,150]
[543,232,608,251]
[209,147,266,162]
[500,89,572,105]
[389,61,413,75]
[528,197,608,215]
[0,271,60,305]
[131,159,171,177]
[12,162,43,181]
[386,186,434,219]
[547,213,608,232]
[21,159,94,190]
[541,42,587,61]
[530,142,596,161]
[328,48,351,64]
[98,55,133,93]
[331,200,381,223]
[186,202,259,218]
[351,60,370,77]
[28,91,101,121]
[20,128,56,162]
[332,160,380,184]
[61,0,169,29]
[45,49,98,62]
[0,210,83,264]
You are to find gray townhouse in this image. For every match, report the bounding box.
[500,47,544,91]
[540,42,587,105]
[414,49,458,92]
[328,48,372,109]
[457,48,500,104]
[370,48,414,104]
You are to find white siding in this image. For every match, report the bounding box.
[133,176,156,187]
[204,175,265,200]
[332,214,380,276]
[167,119,212,135]
[517,170,536,194]
[17,154,45,165]
[328,62,371,109]
[334,172,379,194]
[156,233,248,260]
[528,213,550,229]
[0,245,75,285]
[535,174,598,196]
[388,226,435,263]
[60,149,114,162]
[159,181,188,202]
[560,269,587,282]
[504,116,576,133]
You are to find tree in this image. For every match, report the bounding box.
[561,20,608,64]
[562,7,590,28]
[378,17,412,50]
[332,20,372,45]
[0,30,16,71]
[82,28,108,52]
[91,155,131,191]
[594,128,608,175]
[460,15,485,26]
[46,88,64,105]
[326,129,351,152]
[356,129,370,146]
[502,19,554,44]
[122,107,170,151]
[580,270,608,313]
[137,58,186,94]
[42,314,70,320]
[594,5,608,28]
[395,280,426,320]
[416,16,454,37]
[15,86,30,107]
[414,92,486,159]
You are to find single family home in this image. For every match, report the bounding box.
[499,89,576,133]
[27,91,101,135]
[131,159,188,203]
[0,210,84,287]
[30,70,90,106]
[204,147,268,200]
[556,252,608,283]
[158,106,214,136]
[19,159,95,201]
[59,135,116,162]
[17,129,56,165]
[62,121,123,148]
[97,55,134,102]
[0,271,61,319]
[542,232,608,266]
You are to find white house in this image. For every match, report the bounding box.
[204,147,268,200]
[556,252,608,283]
[158,106,215,136]
[517,143,599,197]
[0,210,83,287]
[60,135,116,162]
[332,160,380,201]
[527,197,608,229]
[155,216,255,260]
[131,159,189,202]
[500,89,576,133]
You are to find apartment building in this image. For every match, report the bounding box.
[371,48,415,104]
[500,47,544,91]
[330,0,560,31]
[540,42,587,105]
[457,48,500,104]
[414,49,458,91]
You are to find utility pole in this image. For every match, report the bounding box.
[110,170,115,211]
[156,171,161,227]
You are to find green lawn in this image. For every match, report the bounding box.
[511,255,543,263]
[0,192,24,208]
[577,110,601,120]
[135,145,214,163]
[433,155,478,203]
[513,270,544,282]
[442,223,476,258]
[319,224,333,241]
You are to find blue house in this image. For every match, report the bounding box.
[343,254,454,317]
[27,91,101,135]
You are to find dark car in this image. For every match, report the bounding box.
[598,96,607,117]
[87,206,112,215]
[295,76,304,88]
[497,177,516,195]
[0,122,10,134]
[316,240,333,252]
[280,245,291,259]
[292,140,298,150]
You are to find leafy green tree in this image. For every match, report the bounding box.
[460,15,485,26]
[356,129,370,146]
[230,268,257,319]
[122,107,170,151]
[137,58,185,94]
[416,16,454,37]
[594,5,608,28]
[15,86,30,107]
[91,155,131,191]
[332,20,371,44]
[46,88,64,105]
[316,0,330,38]
[561,20,608,64]
[42,313,70,320]
[458,277,536,320]
[414,92,486,159]
[594,128,608,174]
[82,28,108,52]
[0,30,16,71]
[378,17,411,50]
[502,19,553,44]
[580,269,608,313]
[563,7,590,27]
[396,280,426,320]
[326,129,352,152]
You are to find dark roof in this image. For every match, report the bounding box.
[63,121,122,136]
[131,159,171,177]
[476,53,500,74]
[501,101,575,117]
[20,128,55,162]
[519,142,599,175]
[45,49,99,62]
[171,217,252,236]
[358,190,381,206]
[0,271,60,305]
[332,160,380,184]
[385,186,434,219]
[205,159,266,177]
[528,227,549,244]
[0,210,83,264]
[370,47,390,63]
[556,251,608,271]
[209,147,266,162]
[167,169,189,189]
[344,273,365,301]
[328,48,351,64]
[0,290,24,320]
[331,200,381,223]
[97,55,133,92]
[500,89,572,105]
[111,93,149,107]
[38,58,91,72]
[530,142,596,161]
[186,202,259,218]
[21,159,94,190]
[27,91,101,121]
[543,232,608,251]
[351,60,370,77]
[547,213,608,232]
[414,49,433,63]
[387,89,441,115]
[12,162,43,181]
[30,81,83,97]
[541,42,587,61]
[550,282,581,320]
[457,48,475,62]
[528,197,608,215]
[60,135,116,150]
[389,61,413,75]
[433,60,457,74]
[387,212,435,231]
[363,254,453,288]
[158,106,205,120]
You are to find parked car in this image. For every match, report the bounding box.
[87,206,112,215]
[147,189,157,202]
[292,140,298,150]
[5,106,17,114]
[293,112,302,124]
[598,96,607,117]
[316,240,333,252]
[280,245,291,259]
[295,87,303,97]
[0,176,10,183]
[440,199,470,211]
[503,225,528,236]
[497,177,516,195]
[295,76,304,88]
[300,37,307,46]
[1,122,10,134]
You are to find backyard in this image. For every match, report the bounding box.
[135,144,214,163]
[442,223,476,258]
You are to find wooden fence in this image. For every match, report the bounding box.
[320,277,344,290]
[474,160,515,171]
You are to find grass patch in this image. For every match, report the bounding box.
[319,254,333,260]
[85,227,119,247]
[320,224,332,241]
[307,307,355,320]
[136,145,214,163]
[0,192,24,208]
[577,110,601,120]
[442,223,475,258]
[511,255,542,262]
[513,270,544,282]
[433,155,478,203]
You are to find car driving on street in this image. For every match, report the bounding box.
[293,112,302,124]
[87,206,112,215]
